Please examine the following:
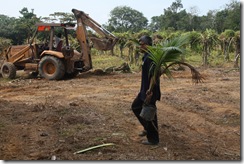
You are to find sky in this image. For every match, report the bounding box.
[0,0,239,24]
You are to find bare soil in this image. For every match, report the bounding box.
[0,67,240,161]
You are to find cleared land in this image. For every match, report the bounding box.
[0,67,240,160]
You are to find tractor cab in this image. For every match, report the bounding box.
[35,23,76,53]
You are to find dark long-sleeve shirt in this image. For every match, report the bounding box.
[138,52,161,103]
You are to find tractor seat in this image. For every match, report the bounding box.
[56,40,63,52]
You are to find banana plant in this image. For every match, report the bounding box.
[145,34,204,102]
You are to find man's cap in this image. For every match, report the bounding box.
[139,35,152,46]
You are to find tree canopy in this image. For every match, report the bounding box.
[105,6,148,33]
[0,0,240,46]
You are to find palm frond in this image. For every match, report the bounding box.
[147,46,182,69]
[145,34,203,95]
[161,34,190,48]
[161,62,205,83]
[161,46,183,62]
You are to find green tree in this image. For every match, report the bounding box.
[169,0,183,13]
[187,31,202,53]
[215,10,228,33]
[113,32,130,58]
[199,10,217,32]
[163,0,183,30]
[233,31,240,68]
[106,6,148,33]
[14,8,40,44]
[149,0,184,31]
[148,15,163,32]
[200,29,218,67]
[190,15,202,31]
[219,29,235,61]
[224,0,241,31]
[0,37,12,53]
[215,0,240,33]
[175,10,191,31]
[147,0,240,32]
[48,12,75,23]
[0,15,16,43]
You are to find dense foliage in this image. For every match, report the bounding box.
[0,0,241,68]
[105,6,148,33]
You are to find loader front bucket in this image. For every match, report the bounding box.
[90,37,118,51]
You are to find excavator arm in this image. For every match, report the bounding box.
[72,9,118,70]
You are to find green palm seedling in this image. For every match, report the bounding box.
[145,34,204,104]
[140,34,204,121]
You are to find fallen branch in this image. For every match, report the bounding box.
[73,143,115,154]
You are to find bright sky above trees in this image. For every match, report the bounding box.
[0,0,237,24]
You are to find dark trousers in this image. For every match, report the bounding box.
[131,95,159,143]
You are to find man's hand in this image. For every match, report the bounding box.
[145,90,153,104]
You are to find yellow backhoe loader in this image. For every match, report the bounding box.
[0,9,118,80]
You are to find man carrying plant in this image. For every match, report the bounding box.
[131,35,161,145]
[131,33,204,145]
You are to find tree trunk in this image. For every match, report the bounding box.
[110,49,114,56]
[233,54,240,68]
[234,38,240,68]
[119,45,123,58]
[134,51,140,66]
[128,47,134,64]
[224,41,230,61]
[202,42,208,67]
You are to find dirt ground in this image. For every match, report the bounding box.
[0,66,240,161]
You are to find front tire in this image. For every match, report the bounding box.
[1,62,16,79]
[38,56,65,80]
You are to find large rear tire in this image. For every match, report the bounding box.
[38,56,65,80]
[1,62,16,79]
